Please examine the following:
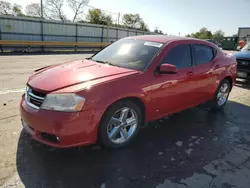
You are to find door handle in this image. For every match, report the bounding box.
[187,71,194,76]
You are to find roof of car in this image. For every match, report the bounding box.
[126,35,199,43]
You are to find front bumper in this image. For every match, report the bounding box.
[20,97,99,148]
[237,68,250,79]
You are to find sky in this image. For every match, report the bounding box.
[6,0,250,36]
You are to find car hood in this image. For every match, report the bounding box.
[234,51,250,59]
[28,59,139,92]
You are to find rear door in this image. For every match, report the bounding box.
[191,44,218,103]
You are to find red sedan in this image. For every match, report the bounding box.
[20,35,237,148]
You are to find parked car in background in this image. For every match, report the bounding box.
[205,39,223,49]
[20,36,237,149]
[234,42,250,80]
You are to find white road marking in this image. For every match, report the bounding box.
[0,88,25,95]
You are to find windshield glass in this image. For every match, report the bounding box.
[241,42,250,51]
[91,39,163,71]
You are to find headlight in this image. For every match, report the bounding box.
[25,86,30,101]
[40,93,85,112]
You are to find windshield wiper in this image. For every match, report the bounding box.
[105,62,120,67]
[93,60,120,67]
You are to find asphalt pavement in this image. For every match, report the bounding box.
[0,54,250,188]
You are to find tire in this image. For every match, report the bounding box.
[98,100,143,148]
[211,79,231,110]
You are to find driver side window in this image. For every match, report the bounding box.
[162,44,192,69]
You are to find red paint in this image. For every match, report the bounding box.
[20,36,237,148]
[159,64,177,73]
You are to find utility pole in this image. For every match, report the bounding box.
[41,0,44,18]
[117,12,120,25]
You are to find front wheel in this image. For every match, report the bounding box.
[98,100,142,148]
[211,79,231,110]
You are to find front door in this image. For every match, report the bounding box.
[147,43,197,120]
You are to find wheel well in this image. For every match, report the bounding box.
[97,97,146,143]
[106,97,146,124]
[121,97,145,123]
[224,76,233,91]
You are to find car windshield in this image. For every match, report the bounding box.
[241,42,250,51]
[91,39,163,71]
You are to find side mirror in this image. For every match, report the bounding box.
[159,63,177,74]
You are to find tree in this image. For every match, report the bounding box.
[101,14,113,25]
[198,27,212,39]
[154,27,163,34]
[0,1,12,15]
[25,3,42,17]
[67,0,89,22]
[213,30,225,41]
[122,14,141,28]
[86,9,113,25]
[86,9,102,24]
[12,4,25,16]
[0,1,25,16]
[188,27,213,39]
[139,20,149,31]
[45,0,66,21]
[191,32,199,38]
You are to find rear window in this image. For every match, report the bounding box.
[193,44,214,65]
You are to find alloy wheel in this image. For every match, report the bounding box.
[217,82,230,106]
[107,107,138,144]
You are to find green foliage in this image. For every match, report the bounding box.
[5,24,12,31]
[12,4,25,16]
[190,27,213,39]
[187,28,225,41]
[86,8,113,25]
[139,20,149,31]
[122,13,141,28]
[1,0,151,32]
[0,1,24,16]
[213,30,225,41]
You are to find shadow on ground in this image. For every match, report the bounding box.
[16,101,250,188]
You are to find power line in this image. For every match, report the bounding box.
[85,5,119,15]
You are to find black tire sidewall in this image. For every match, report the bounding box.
[98,100,142,148]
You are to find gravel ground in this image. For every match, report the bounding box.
[0,53,250,188]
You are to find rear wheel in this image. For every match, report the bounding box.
[211,79,231,110]
[99,100,142,148]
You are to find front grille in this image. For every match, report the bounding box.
[31,89,46,98]
[26,87,46,109]
[237,59,250,70]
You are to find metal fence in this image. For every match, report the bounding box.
[0,15,155,52]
